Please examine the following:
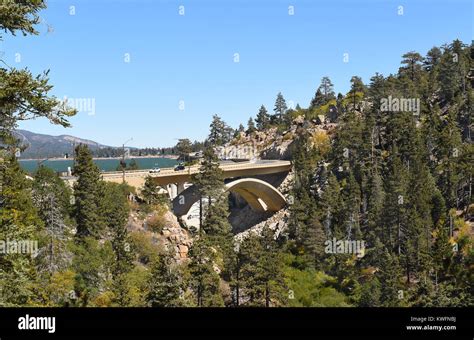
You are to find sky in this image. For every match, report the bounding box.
[2,0,472,148]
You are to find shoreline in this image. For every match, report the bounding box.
[19,155,180,161]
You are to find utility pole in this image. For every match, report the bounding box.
[122,138,133,183]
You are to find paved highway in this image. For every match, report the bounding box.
[62,160,292,188]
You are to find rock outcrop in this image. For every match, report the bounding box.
[128,209,192,263]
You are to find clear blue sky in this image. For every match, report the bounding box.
[2,0,472,148]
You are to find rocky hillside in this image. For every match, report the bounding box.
[223,115,337,161]
[127,208,193,263]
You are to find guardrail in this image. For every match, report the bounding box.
[100,161,291,178]
[58,161,292,181]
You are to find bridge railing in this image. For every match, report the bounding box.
[98,160,292,178]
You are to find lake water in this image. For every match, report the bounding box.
[19,157,178,174]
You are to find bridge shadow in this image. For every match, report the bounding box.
[173,173,288,234]
[228,193,275,234]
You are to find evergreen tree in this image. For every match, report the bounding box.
[0,1,75,306]
[32,166,72,275]
[0,2,75,145]
[208,115,232,146]
[238,228,286,306]
[192,146,228,233]
[255,105,270,130]
[147,251,182,307]
[141,176,162,205]
[359,277,381,307]
[0,155,42,306]
[399,51,423,82]
[318,173,343,238]
[345,76,366,111]
[71,236,114,306]
[247,117,256,134]
[435,108,462,209]
[309,88,325,110]
[188,236,224,307]
[102,182,133,278]
[310,77,336,110]
[176,138,192,163]
[320,76,336,102]
[380,151,409,252]
[73,144,105,239]
[424,47,442,71]
[365,167,385,243]
[378,249,402,307]
[273,92,288,125]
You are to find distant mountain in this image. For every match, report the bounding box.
[13,130,115,159]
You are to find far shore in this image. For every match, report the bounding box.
[19,154,180,161]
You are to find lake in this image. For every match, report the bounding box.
[19,157,178,174]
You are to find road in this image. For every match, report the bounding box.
[62,160,292,187]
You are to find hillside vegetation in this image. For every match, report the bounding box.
[0,1,472,307]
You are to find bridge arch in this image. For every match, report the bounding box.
[172,178,287,216]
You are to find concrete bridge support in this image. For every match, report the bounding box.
[172,178,286,216]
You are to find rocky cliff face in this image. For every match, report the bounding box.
[234,208,290,243]
[223,115,337,161]
[128,209,192,263]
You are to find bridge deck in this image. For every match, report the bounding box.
[62,160,292,187]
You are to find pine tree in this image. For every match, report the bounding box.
[141,176,162,205]
[0,3,75,145]
[359,277,381,307]
[365,167,385,243]
[320,76,336,102]
[0,1,75,306]
[309,88,325,110]
[288,128,319,250]
[32,166,72,275]
[238,228,287,307]
[188,236,224,307]
[147,252,182,307]
[192,146,230,236]
[208,115,232,146]
[380,151,409,252]
[378,250,402,307]
[247,117,256,134]
[255,105,270,130]
[176,138,192,163]
[73,144,105,239]
[345,76,366,111]
[424,47,442,71]
[0,155,42,306]
[273,92,288,125]
[435,108,462,209]
[432,225,453,282]
[101,182,135,306]
[399,51,423,82]
[102,182,133,277]
[71,236,114,306]
[341,172,362,240]
[318,173,343,238]
[301,215,326,269]
[310,77,336,110]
